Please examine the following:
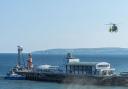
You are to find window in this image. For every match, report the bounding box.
[98,65,109,67]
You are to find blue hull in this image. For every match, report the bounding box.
[4,76,26,80]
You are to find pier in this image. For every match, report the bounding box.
[5,46,128,86]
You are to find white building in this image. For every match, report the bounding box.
[65,53,115,76]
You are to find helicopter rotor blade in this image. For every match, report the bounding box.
[106,23,115,25]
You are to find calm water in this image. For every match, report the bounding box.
[0,53,128,89]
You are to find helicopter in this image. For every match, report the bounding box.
[107,23,118,32]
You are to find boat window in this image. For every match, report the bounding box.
[98,65,109,67]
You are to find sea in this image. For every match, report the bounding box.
[0,53,128,89]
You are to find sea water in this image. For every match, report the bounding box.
[0,53,128,89]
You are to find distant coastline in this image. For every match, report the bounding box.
[32,47,128,55]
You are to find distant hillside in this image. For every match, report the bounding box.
[32,48,128,55]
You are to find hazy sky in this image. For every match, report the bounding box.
[0,0,128,53]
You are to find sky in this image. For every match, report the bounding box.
[0,0,128,53]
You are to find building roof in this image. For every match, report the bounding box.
[67,62,99,66]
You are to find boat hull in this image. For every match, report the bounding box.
[4,76,26,80]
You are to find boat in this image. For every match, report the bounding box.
[5,68,26,80]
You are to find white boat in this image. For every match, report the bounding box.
[5,71,25,80]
